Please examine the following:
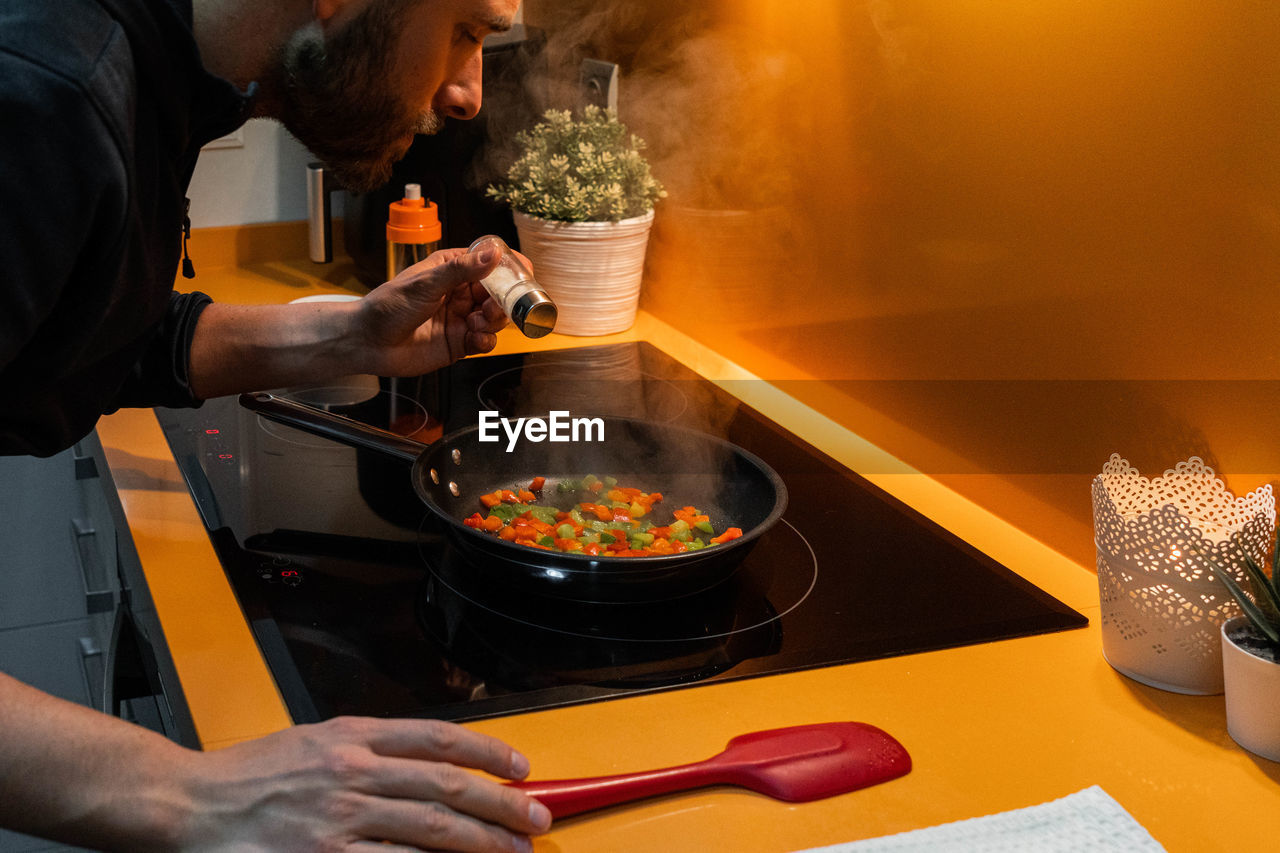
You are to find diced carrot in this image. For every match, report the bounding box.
[498,526,518,541]
[500,489,519,503]
[555,538,583,552]
[588,480,604,493]
[479,493,501,508]
[529,476,546,492]
[517,489,536,503]
[582,542,601,556]
[482,515,504,532]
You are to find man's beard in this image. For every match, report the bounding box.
[267,1,443,193]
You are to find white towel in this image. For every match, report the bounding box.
[797,786,1166,852]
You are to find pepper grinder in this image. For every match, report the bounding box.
[386,184,441,279]
[468,235,557,338]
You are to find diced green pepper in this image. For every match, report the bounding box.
[556,523,576,540]
[603,475,618,488]
[537,535,555,547]
[694,520,715,535]
[490,503,519,521]
[528,505,558,525]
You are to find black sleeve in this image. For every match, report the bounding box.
[0,54,120,374]
[111,289,213,409]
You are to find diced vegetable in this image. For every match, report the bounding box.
[710,527,743,544]
[466,475,740,558]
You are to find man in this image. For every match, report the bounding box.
[0,0,552,849]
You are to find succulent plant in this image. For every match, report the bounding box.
[1214,545,1280,652]
[486,106,666,223]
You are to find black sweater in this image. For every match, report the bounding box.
[0,0,253,456]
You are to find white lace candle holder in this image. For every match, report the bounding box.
[1092,454,1275,695]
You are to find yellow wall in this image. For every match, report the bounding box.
[527,1,1280,565]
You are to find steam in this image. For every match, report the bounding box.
[482,4,804,214]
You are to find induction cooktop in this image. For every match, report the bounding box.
[157,341,1086,722]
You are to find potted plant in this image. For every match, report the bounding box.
[487,105,666,336]
[1212,546,1280,761]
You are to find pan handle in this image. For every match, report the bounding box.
[238,391,427,463]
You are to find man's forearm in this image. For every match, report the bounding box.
[187,301,361,400]
[0,672,192,850]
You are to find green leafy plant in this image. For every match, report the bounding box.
[486,105,666,223]
[1214,545,1280,650]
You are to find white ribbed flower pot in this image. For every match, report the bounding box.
[1222,615,1280,762]
[513,210,654,336]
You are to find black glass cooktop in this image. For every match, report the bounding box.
[157,342,1086,723]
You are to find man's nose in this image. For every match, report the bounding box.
[434,52,482,120]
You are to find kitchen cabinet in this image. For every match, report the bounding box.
[0,434,195,853]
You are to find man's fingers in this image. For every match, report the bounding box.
[353,718,530,780]
[345,795,536,853]
[359,758,551,836]
[391,248,497,304]
[448,245,500,285]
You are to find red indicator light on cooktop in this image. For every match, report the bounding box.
[205,428,221,435]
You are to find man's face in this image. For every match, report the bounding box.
[272,0,518,193]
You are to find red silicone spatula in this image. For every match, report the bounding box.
[507,721,911,819]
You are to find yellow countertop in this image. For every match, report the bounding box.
[95,227,1277,851]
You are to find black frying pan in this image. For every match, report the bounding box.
[239,392,788,602]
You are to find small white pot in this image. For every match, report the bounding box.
[1221,615,1280,762]
[513,210,655,336]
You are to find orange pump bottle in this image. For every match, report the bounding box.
[385,184,441,279]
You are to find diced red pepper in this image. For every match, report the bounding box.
[710,527,743,544]
[529,476,546,492]
[579,502,613,522]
